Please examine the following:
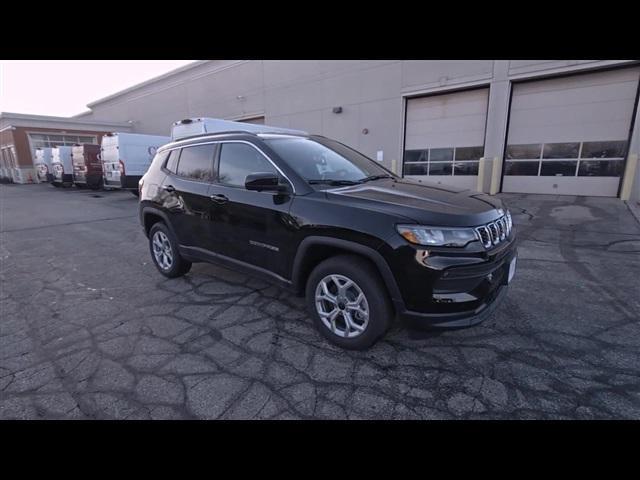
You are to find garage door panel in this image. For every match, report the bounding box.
[503,67,640,197]
[512,67,640,94]
[512,81,638,110]
[503,176,621,197]
[406,95,488,120]
[405,117,486,149]
[509,100,635,139]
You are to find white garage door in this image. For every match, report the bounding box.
[503,67,640,196]
[403,88,488,190]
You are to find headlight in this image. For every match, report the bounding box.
[505,210,513,230]
[396,225,478,247]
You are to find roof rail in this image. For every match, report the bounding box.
[171,117,308,141]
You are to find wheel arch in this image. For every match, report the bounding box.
[140,206,178,240]
[291,236,403,307]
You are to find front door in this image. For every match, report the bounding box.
[207,141,295,279]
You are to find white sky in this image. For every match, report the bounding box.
[0,60,196,117]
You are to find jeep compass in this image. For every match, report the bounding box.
[139,121,517,349]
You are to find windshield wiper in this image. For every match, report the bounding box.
[307,179,361,186]
[356,174,394,183]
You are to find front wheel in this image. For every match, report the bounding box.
[148,223,192,278]
[306,254,393,350]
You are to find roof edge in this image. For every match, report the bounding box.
[0,111,132,128]
[86,60,210,108]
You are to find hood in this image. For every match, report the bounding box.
[325,177,504,226]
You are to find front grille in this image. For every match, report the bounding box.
[475,214,512,249]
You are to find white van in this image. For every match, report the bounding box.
[51,146,74,187]
[101,132,170,195]
[34,148,54,183]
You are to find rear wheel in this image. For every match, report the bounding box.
[148,222,191,278]
[306,254,393,350]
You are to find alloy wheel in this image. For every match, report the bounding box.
[315,274,369,338]
[152,231,173,270]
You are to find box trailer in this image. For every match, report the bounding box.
[101,132,170,195]
[71,144,102,189]
[171,117,307,141]
[51,146,74,187]
[34,147,54,183]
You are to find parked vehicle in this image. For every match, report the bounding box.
[101,132,170,196]
[34,147,54,183]
[1,149,13,183]
[51,146,74,187]
[139,118,517,350]
[71,144,102,189]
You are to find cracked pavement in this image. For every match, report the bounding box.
[1,184,639,419]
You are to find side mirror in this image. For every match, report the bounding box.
[245,172,286,192]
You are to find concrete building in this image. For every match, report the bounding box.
[5,60,640,204]
[0,113,132,183]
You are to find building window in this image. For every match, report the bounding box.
[504,140,627,177]
[403,146,483,177]
[28,133,97,150]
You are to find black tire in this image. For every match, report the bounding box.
[52,183,61,188]
[148,222,192,278]
[305,254,393,350]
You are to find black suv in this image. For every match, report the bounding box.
[139,129,517,349]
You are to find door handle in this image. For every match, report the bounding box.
[210,194,228,204]
[162,185,175,192]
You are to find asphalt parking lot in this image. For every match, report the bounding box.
[1,183,639,419]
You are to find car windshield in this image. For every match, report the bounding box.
[263,137,395,187]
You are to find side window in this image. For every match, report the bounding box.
[154,151,169,170]
[176,144,215,181]
[218,143,277,187]
[164,149,180,173]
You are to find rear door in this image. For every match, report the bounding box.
[160,144,216,250]
[101,136,121,187]
[207,141,295,279]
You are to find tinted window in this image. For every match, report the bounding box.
[540,160,577,176]
[581,141,626,158]
[164,150,180,173]
[506,144,541,160]
[455,146,484,161]
[578,160,624,177]
[428,162,453,175]
[504,161,539,176]
[429,148,453,162]
[176,144,215,181]
[543,143,580,159]
[218,143,277,187]
[454,162,479,176]
[404,163,429,175]
[404,149,429,163]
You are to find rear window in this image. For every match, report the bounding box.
[176,144,215,181]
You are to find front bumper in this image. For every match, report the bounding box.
[382,234,517,329]
[398,271,512,328]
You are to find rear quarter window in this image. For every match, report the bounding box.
[163,150,180,173]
